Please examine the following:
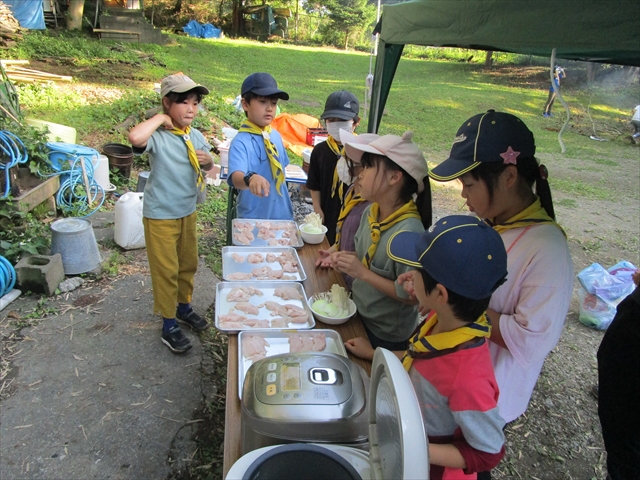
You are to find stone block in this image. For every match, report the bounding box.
[15,254,66,296]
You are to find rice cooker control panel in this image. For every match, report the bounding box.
[253,355,353,405]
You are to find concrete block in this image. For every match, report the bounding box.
[15,254,66,296]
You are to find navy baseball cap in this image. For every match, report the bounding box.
[429,110,535,182]
[387,215,508,299]
[321,90,359,120]
[241,72,289,100]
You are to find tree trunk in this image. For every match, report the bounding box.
[67,0,85,30]
[586,62,597,85]
[343,30,349,50]
[484,51,493,68]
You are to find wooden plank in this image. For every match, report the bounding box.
[0,59,30,65]
[222,239,372,478]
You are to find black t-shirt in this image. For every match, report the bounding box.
[305,141,344,245]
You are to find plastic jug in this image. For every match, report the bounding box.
[115,192,145,250]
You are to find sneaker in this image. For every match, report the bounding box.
[542,112,550,117]
[162,326,192,353]
[176,308,210,332]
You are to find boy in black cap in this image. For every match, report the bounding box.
[306,90,360,244]
[346,215,508,479]
[228,72,294,220]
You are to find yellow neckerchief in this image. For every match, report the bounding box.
[487,197,566,238]
[402,310,492,371]
[168,125,205,191]
[334,186,366,248]
[238,120,285,196]
[326,136,345,199]
[362,200,421,268]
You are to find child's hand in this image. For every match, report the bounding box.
[398,271,417,297]
[248,174,270,197]
[158,114,175,130]
[334,251,365,279]
[633,268,640,287]
[196,150,214,171]
[315,249,334,268]
[344,337,375,361]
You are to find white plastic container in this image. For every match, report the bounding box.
[94,154,114,192]
[114,192,145,250]
[218,140,230,167]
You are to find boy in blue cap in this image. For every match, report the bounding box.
[346,215,508,479]
[228,72,294,220]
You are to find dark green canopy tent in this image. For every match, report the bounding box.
[368,0,640,132]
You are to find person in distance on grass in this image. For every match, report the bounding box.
[597,268,640,479]
[428,110,573,432]
[227,72,294,220]
[128,73,214,354]
[346,215,509,479]
[542,65,566,117]
[306,90,360,244]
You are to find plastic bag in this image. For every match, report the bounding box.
[576,261,637,330]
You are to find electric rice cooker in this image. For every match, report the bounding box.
[228,348,429,480]
[241,352,370,453]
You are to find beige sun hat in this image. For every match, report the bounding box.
[343,131,429,193]
[160,73,210,98]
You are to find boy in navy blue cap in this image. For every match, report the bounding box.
[345,215,508,479]
[228,72,294,220]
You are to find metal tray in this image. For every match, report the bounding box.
[231,219,303,248]
[215,281,315,334]
[222,246,306,282]
[238,329,347,399]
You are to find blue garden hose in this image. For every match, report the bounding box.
[0,255,16,297]
[0,130,29,199]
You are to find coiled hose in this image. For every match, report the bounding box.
[0,130,29,199]
[0,255,16,297]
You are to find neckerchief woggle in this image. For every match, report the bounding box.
[362,200,421,269]
[238,120,285,196]
[402,310,492,371]
[486,197,566,237]
[168,125,206,191]
[333,185,366,248]
[326,136,345,199]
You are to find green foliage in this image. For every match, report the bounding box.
[0,119,52,175]
[0,201,50,263]
[323,0,376,49]
[103,250,126,276]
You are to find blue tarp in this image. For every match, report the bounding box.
[183,20,221,39]
[4,0,45,30]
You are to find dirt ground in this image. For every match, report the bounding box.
[6,61,640,479]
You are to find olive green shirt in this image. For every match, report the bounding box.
[352,205,424,342]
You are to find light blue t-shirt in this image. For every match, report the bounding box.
[135,128,211,220]
[227,129,294,220]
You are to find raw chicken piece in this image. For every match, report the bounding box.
[311,333,326,352]
[218,312,249,329]
[242,319,270,328]
[276,252,297,265]
[281,275,296,281]
[277,238,291,246]
[235,221,254,232]
[281,261,298,273]
[274,287,303,301]
[231,253,246,263]
[218,321,244,330]
[301,335,314,351]
[226,288,251,302]
[243,286,264,296]
[233,302,260,315]
[227,272,253,281]
[255,221,274,230]
[267,238,279,246]
[288,334,304,353]
[242,335,270,361]
[268,269,284,279]
[265,253,276,263]
[247,253,265,264]
[270,317,290,328]
[284,304,309,323]
[233,232,252,245]
[243,230,255,241]
[258,226,276,240]
[252,266,273,278]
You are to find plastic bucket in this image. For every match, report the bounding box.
[102,143,134,178]
[94,154,114,192]
[46,142,99,173]
[136,171,150,192]
[114,192,145,250]
[50,218,102,274]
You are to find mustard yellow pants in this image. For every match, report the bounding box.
[143,212,198,319]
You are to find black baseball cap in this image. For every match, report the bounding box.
[388,215,507,300]
[321,90,359,120]
[241,72,289,100]
[429,110,535,182]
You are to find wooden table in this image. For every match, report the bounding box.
[222,240,372,477]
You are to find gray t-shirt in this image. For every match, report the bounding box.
[136,128,211,220]
[352,205,424,342]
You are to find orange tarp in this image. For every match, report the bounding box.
[271,113,321,156]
